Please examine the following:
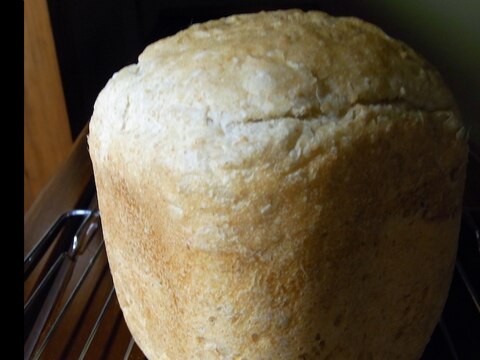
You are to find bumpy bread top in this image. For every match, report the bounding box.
[90,9,457,176]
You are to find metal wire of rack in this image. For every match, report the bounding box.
[23,160,480,360]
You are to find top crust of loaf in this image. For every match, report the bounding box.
[89,9,458,181]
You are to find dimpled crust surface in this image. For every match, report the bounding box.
[88,9,468,360]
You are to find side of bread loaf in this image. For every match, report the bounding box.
[88,10,467,359]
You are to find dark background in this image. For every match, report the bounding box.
[47,0,480,144]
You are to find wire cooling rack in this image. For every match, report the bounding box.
[23,156,480,360]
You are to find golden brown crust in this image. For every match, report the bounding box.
[88,9,468,360]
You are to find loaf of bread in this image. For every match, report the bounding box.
[88,9,468,359]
